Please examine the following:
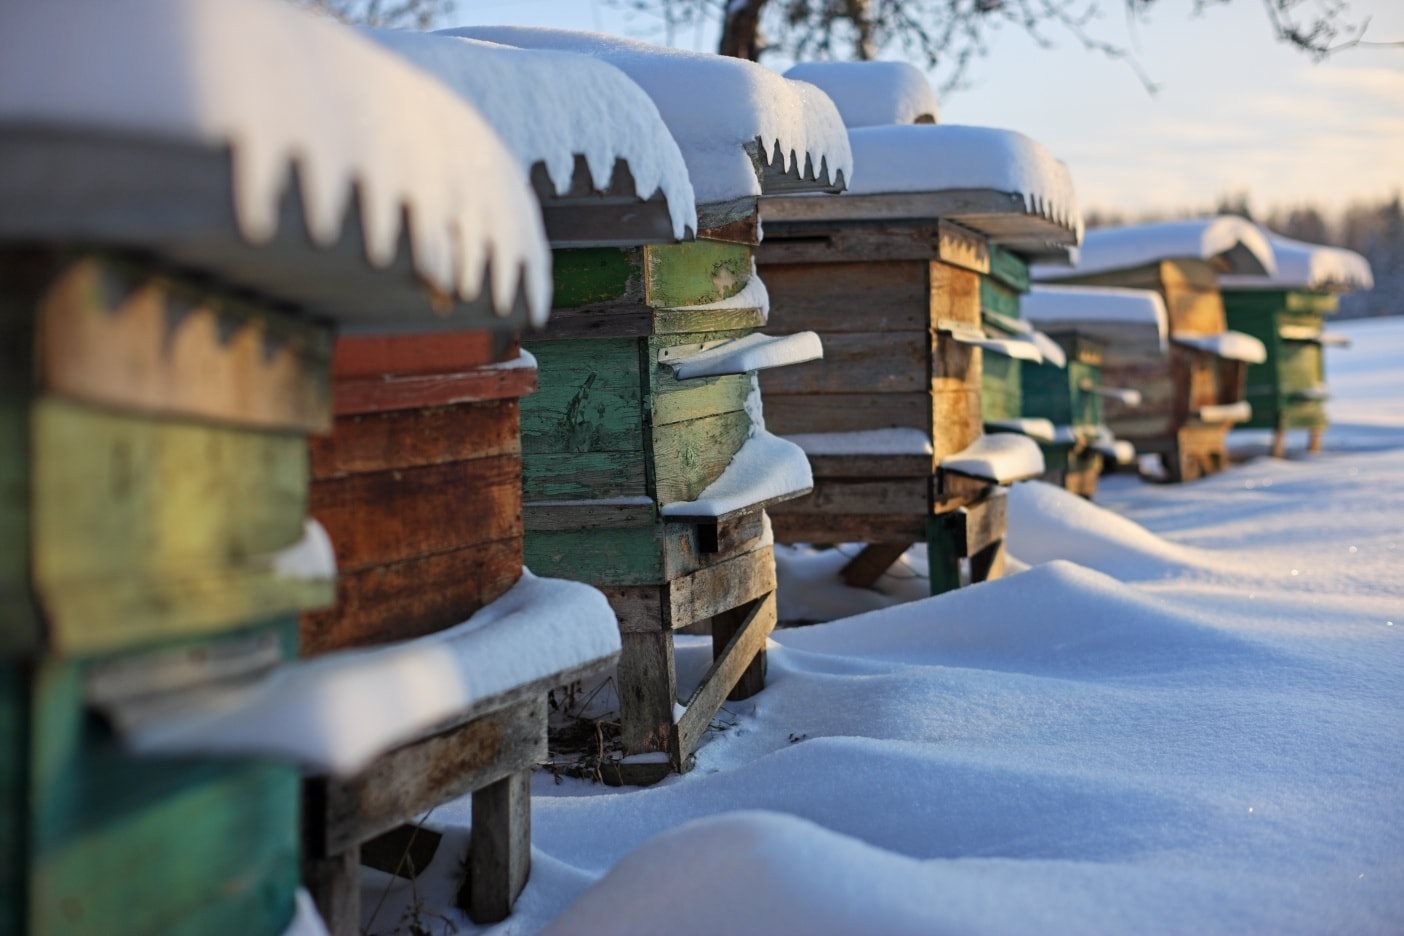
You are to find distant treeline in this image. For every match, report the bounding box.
[1085,192,1404,319]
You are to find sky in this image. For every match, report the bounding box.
[448,0,1403,215]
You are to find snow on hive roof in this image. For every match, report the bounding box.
[760,124,1081,259]
[1033,216,1276,281]
[783,61,940,127]
[447,27,853,208]
[0,0,551,328]
[1023,285,1169,357]
[1219,234,1374,293]
[847,126,1080,233]
[364,30,696,241]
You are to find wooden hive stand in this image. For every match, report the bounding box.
[522,234,813,785]
[757,181,1078,596]
[0,252,335,936]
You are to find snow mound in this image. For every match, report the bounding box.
[845,124,1082,240]
[1034,215,1275,280]
[453,27,853,205]
[0,0,551,323]
[364,30,696,239]
[784,61,939,128]
[1220,233,1373,292]
[777,560,1265,677]
[538,810,952,936]
[1006,481,1214,579]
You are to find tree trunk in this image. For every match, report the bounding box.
[846,0,877,60]
[719,0,769,60]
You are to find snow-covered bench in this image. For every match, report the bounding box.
[756,63,1080,593]
[1033,217,1272,481]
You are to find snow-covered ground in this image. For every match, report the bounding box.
[363,317,1404,936]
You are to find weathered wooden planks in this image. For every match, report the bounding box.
[15,253,333,433]
[757,216,1011,596]
[20,620,302,936]
[310,455,520,573]
[307,698,545,859]
[302,538,523,654]
[31,399,329,656]
[651,409,752,505]
[310,400,520,479]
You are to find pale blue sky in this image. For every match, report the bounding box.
[449,0,1402,214]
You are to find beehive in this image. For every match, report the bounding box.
[1035,218,1272,482]
[758,125,1080,593]
[1219,235,1372,457]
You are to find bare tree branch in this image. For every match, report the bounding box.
[606,0,1399,97]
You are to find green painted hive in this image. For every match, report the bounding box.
[0,253,336,936]
[1022,332,1108,495]
[521,233,805,781]
[522,240,765,587]
[979,246,1034,431]
[1223,289,1337,435]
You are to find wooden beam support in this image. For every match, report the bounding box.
[465,770,532,925]
[668,545,776,630]
[676,592,776,759]
[841,542,914,589]
[617,631,679,758]
[308,697,545,858]
[302,846,360,936]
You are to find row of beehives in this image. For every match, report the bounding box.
[0,3,1374,935]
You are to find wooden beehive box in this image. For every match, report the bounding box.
[1222,290,1335,454]
[302,331,534,655]
[0,6,569,934]
[454,26,853,783]
[1034,219,1275,482]
[1020,284,1169,492]
[0,253,332,936]
[1021,331,1108,495]
[1044,258,1243,481]
[1219,236,1371,456]
[757,125,1080,594]
[522,236,807,783]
